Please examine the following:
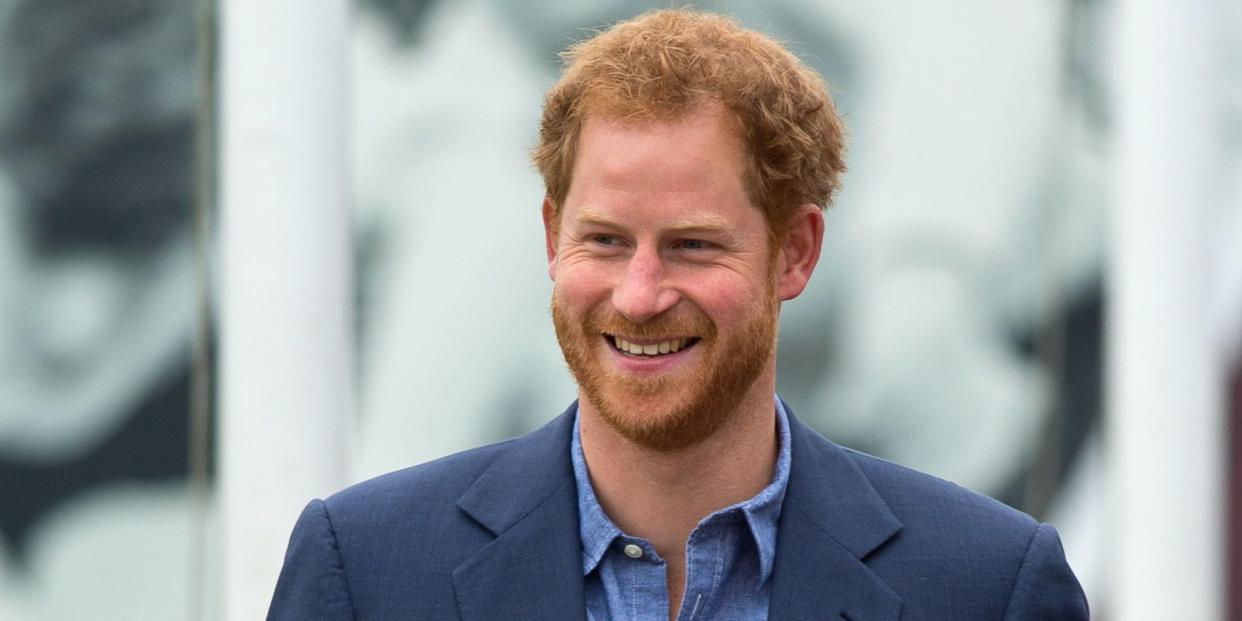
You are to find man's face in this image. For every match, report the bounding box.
[546,103,781,451]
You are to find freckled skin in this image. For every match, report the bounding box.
[545,103,780,451]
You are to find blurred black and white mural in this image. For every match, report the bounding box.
[1,0,1239,618]
[0,0,210,618]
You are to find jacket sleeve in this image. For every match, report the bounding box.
[267,499,356,621]
[1002,522,1089,620]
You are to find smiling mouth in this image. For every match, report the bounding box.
[606,334,701,357]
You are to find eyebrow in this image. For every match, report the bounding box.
[573,208,734,235]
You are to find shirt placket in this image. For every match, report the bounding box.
[678,515,734,621]
[613,537,668,621]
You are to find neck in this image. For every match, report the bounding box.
[577,378,780,614]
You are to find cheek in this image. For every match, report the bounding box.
[680,274,764,322]
[552,262,613,307]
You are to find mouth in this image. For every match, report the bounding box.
[605,334,701,357]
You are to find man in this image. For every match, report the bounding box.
[269,10,1088,620]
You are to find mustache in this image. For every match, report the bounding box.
[584,308,715,340]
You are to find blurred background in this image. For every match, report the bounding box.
[0,0,1238,619]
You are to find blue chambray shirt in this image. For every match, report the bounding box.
[571,398,791,621]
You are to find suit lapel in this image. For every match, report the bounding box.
[447,402,904,620]
[769,408,904,621]
[452,406,585,621]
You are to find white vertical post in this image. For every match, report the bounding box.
[1108,0,1224,619]
[218,2,352,619]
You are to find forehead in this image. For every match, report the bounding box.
[566,103,751,210]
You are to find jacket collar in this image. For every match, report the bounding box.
[769,402,904,620]
[451,400,905,621]
[452,403,585,621]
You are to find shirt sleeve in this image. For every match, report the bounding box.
[1002,522,1090,620]
[267,498,357,621]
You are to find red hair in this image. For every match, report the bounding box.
[532,9,847,236]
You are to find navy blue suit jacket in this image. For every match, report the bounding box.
[268,402,1088,620]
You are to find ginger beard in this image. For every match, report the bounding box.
[552,279,779,452]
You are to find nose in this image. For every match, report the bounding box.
[611,246,679,324]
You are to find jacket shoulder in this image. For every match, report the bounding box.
[838,447,1087,618]
[299,435,542,619]
[842,446,1038,535]
[271,406,580,620]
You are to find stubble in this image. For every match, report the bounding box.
[551,289,778,452]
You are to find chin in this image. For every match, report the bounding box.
[586,384,729,452]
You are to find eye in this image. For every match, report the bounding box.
[677,239,711,250]
[590,234,618,246]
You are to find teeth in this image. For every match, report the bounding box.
[612,336,690,356]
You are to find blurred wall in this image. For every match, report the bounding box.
[0,0,208,619]
[0,0,1238,618]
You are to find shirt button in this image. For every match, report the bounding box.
[623,543,643,559]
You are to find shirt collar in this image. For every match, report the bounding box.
[570,397,793,583]
[571,416,622,574]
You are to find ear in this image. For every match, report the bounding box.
[542,196,559,281]
[775,204,825,301]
